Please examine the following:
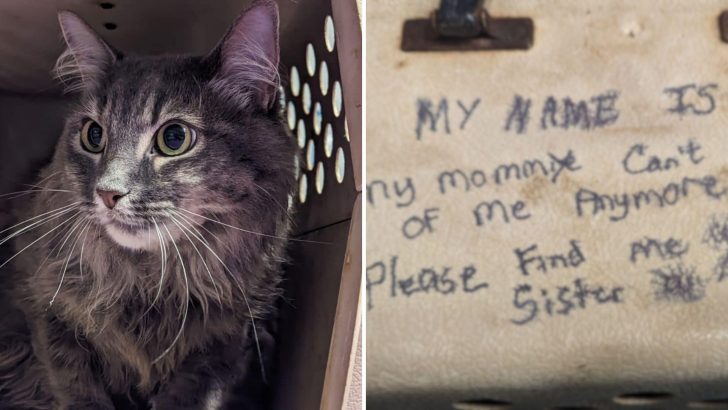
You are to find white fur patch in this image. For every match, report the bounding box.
[101,217,184,251]
[204,388,223,410]
[103,223,157,251]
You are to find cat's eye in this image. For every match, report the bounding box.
[155,122,196,156]
[80,120,105,153]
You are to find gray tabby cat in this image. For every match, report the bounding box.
[0,0,297,408]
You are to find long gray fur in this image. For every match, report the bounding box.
[0,1,296,408]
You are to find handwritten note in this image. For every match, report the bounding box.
[367,0,728,400]
[367,80,728,318]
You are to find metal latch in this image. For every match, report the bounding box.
[401,0,534,52]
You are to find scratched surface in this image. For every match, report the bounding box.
[367,1,728,408]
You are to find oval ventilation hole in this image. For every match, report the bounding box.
[332,81,342,117]
[313,102,323,135]
[99,2,115,9]
[453,398,511,410]
[613,392,674,406]
[298,174,307,203]
[103,22,117,30]
[286,101,296,130]
[305,43,316,76]
[335,147,345,183]
[319,61,330,96]
[305,140,315,171]
[324,15,335,52]
[302,83,312,114]
[688,398,728,408]
[296,119,306,148]
[287,194,293,210]
[344,117,350,141]
[290,66,301,97]
[315,162,325,194]
[323,124,333,158]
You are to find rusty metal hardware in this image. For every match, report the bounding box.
[719,11,728,43]
[401,0,533,52]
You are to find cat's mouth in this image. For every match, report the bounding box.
[107,217,142,230]
[98,212,145,230]
[96,211,158,250]
[96,211,183,251]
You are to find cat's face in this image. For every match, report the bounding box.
[53,2,295,250]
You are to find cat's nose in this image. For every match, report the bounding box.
[96,188,128,209]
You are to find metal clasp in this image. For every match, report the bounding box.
[431,0,488,38]
[402,0,534,52]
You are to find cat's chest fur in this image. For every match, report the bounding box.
[17,221,250,391]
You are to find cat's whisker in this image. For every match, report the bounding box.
[3,170,62,194]
[78,219,93,281]
[168,211,266,382]
[0,202,80,238]
[250,181,287,215]
[0,206,80,254]
[172,211,236,257]
[170,211,212,247]
[21,173,64,191]
[0,188,74,200]
[33,171,61,187]
[0,206,80,248]
[152,224,189,364]
[177,207,334,246]
[51,218,91,307]
[168,214,223,307]
[142,217,167,319]
[34,214,84,275]
[0,210,83,270]
[54,214,90,258]
[168,213,262,322]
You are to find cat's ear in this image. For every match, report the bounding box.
[55,11,117,93]
[208,0,280,110]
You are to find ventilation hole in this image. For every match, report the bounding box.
[453,398,511,410]
[319,61,330,95]
[332,81,343,117]
[286,101,296,130]
[613,392,673,406]
[689,398,728,408]
[103,22,117,30]
[287,194,293,210]
[290,66,301,97]
[306,140,315,171]
[344,116,350,141]
[315,162,325,194]
[298,174,307,203]
[313,102,323,135]
[296,119,306,148]
[305,43,316,76]
[323,124,333,158]
[302,83,312,114]
[335,147,345,183]
[293,156,300,179]
[324,15,336,52]
[99,2,115,9]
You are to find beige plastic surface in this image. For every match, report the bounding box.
[367,1,728,409]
